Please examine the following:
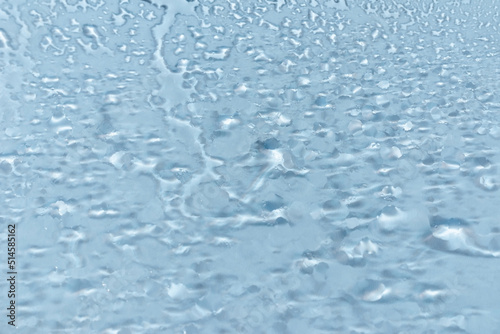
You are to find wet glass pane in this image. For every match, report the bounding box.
[1,0,500,332]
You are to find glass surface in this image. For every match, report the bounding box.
[1,0,499,332]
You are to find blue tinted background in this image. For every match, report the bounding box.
[1,0,500,332]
